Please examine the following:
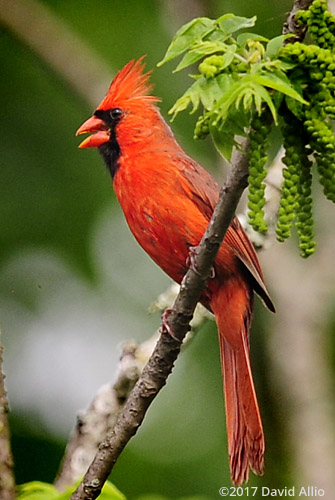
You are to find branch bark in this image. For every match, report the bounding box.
[0,333,16,500]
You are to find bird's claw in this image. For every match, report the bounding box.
[187,246,215,279]
[160,309,182,343]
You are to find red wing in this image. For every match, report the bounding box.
[225,219,275,312]
[175,153,220,218]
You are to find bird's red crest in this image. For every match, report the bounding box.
[97,57,159,110]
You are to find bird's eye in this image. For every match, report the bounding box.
[110,108,123,120]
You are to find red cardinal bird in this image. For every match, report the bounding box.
[77,58,275,485]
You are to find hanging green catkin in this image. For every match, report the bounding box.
[304,107,335,202]
[296,153,316,257]
[277,108,317,256]
[247,114,270,234]
[276,117,300,242]
[280,3,335,208]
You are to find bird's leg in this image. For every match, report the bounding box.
[187,246,215,279]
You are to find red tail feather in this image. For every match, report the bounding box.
[211,281,265,485]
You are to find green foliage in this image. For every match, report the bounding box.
[158,15,304,152]
[17,482,59,500]
[17,480,126,500]
[159,0,335,258]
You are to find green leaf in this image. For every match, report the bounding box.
[158,18,215,66]
[264,34,293,59]
[97,481,126,500]
[216,14,257,35]
[254,72,308,104]
[210,75,255,123]
[170,73,238,119]
[210,123,236,161]
[17,480,126,500]
[237,32,268,46]
[169,80,201,118]
[276,60,296,71]
[174,49,208,72]
[221,44,237,69]
[17,482,59,500]
[251,83,277,122]
[285,95,305,119]
[207,73,278,124]
[209,109,248,161]
[197,73,235,110]
[174,41,226,72]
[242,90,254,111]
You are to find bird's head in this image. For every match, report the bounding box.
[76,57,162,176]
[76,57,160,147]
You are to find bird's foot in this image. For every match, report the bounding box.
[160,308,182,343]
[187,246,215,279]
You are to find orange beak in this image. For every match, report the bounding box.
[76,115,110,148]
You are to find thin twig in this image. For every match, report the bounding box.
[55,284,211,491]
[54,341,146,491]
[0,332,16,500]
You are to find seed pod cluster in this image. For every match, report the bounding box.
[198,55,225,79]
[194,115,210,140]
[247,115,270,234]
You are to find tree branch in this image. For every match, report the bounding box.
[0,332,16,500]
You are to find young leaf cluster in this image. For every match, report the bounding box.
[158,14,304,160]
[159,0,335,258]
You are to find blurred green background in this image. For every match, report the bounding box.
[1,0,334,499]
